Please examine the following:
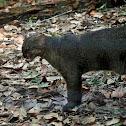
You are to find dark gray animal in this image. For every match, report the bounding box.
[22,26,126,111]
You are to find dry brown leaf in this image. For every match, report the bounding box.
[27,0,34,4]
[24,99,37,109]
[12,92,21,99]
[4,8,10,13]
[50,122,63,126]
[19,106,27,120]
[4,25,12,31]
[111,86,125,98]
[12,2,22,7]
[106,118,120,125]
[123,120,126,125]
[82,86,90,92]
[8,44,16,48]
[107,78,115,84]
[0,36,4,41]
[22,63,29,70]
[0,48,4,53]
[22,123,30,126]
[10,25,18,30]
[118,16,126,23]
[46,76,62,82]
[61,22,76,32]
[0,29,5,34]
[111,91,125,98]
[41,64,47,73]
[3,91,11,96]
[0,33,4,37]
[5,33,13,38]
[51,97,67,106]
[102,15,110,21]
[37,88,52,94]
[42,59,49,64]
[0,85,5,91]
[14,35,24,44]
[0,43,7,48]
[1,73,12,78]
[63,118,70,124]
[0,59,4,65]
[14,63,24,70]
[8,0,16,6]
[70,20,82,25]
[28,103,48,114]
[43,112,59,119]
[82,115,96,125]
[90,10,99,15]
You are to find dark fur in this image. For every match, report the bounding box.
[22,26,126,111]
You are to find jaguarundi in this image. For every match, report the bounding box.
[22,26,126,111]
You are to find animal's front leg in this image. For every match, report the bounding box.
[63,72,82,111]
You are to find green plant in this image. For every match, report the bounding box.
[36,0,43,2]
[26,69,37,77]
[121,23,125,26]
[114,123,123,126]
[77,8,81,12]
[95,25,101,27]
[54,12,57,15]
[32,16,38,20]
[50,32,57,37]
[38,82,46,88]
[86,75,104,87]
[1,0,6,6]
[96,2,107,11]
[31,77,39,82]
[61,6,65,9]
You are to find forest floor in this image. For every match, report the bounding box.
[0,3,126,126]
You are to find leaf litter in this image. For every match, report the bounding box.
[0,4,126,126]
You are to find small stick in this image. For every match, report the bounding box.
[41,10,73,22]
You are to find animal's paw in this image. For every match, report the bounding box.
[63,102,81,112]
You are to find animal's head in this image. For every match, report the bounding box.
[22,34,46,61]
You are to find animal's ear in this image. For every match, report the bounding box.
[38,34,46,45]
[21,30,28,40]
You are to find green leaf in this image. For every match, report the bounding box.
[121,24,125,26]
[95,25,101,27]
[61,6,65,9]
[122,12,126,15]
[77,9,81,12]
[31,77,39,82]
[32,16,38,20]
[50,32,56,37]
[96,2,107,11]
[54,12,57,15]
[114,123,123,126]
[25,69,36,77]
[38,82,46,88]
[26,71,32,77]
[97,84,104,87]
[1,0,6,6]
